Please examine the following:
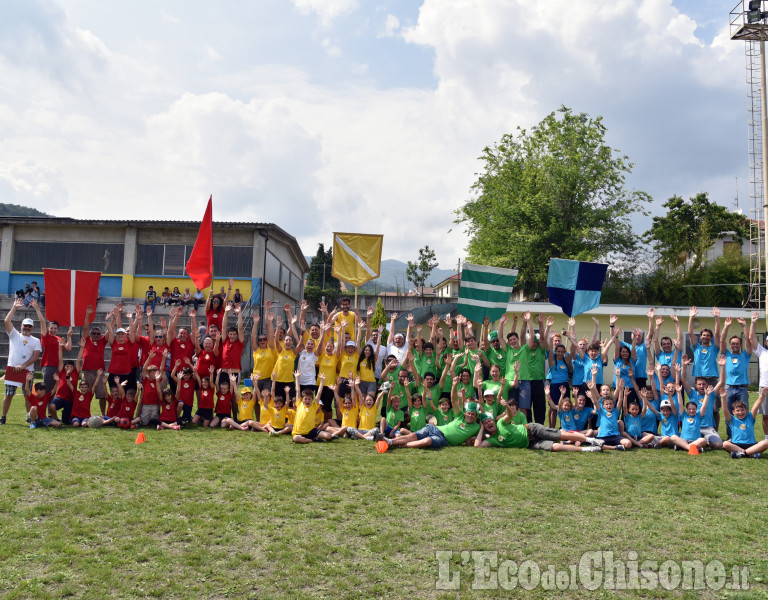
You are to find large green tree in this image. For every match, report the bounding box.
[306,243,340,290]
[646,192,749,274]
[455,106,649,287]
[406,245,438,296]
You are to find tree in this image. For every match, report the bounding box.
[455,106,649,288]
[370,297,388,345]
[307,243,340,290]
[646,192,749,275]
[406,245,439,296]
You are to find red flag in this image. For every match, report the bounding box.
[186,196,214,289]
[43,269,101,326]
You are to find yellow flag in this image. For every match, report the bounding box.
[332,232,383,287]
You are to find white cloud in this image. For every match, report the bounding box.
[379,14,400,38]
[321,37,342,58]
[292,0,359,26]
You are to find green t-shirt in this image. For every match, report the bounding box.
[482,401,500,419]
[456,380,476,399]
[441,350,464,393]
[435,408,455,426]
[386,406,404,428]
[437,411,481,446]
[413,350,439,379]
[524,345,547,381]
[505,345,527,380]
[389,380,416,404]
[487,418,528,448]
[409,407,427,431]
[420,384,443,415]
[484,346,507,369]
[510,411,527,425]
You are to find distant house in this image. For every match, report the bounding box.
[408,286,435,296]
[434,273,460,298]
[704,219,763,263]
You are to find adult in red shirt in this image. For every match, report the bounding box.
[50,342,78,424]
[220,303,245,380]
[205,279,232,333]
[80,305,109,414]
[194,327,221,380]
[31,299,72,398]
[105,307,138,392]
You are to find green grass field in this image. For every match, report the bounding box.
[2,398,768,600]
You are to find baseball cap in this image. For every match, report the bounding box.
[240,387,253,395]
[481,412,495,422]
[346,341,356,347]
[116,328,127,334]
[483,388,495,396]
[21,318,34,326]
[660,399,672,409]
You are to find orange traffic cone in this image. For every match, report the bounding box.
[375,439,389,454]
[688,444,699,455]
[135,432,146,444]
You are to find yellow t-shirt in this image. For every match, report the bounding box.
[259,400,272,426]
[262,403,288,428]
[317,353,338,385]
[235,397,255,421]
[359,357,376,383]
[252,347,276,379]
[287,408,296,426]
[338,351,359,379]
[358,404,379,430]
[274,348,297,383]
[340,405,359,428]
[294,401,320,436]
[332,312,356,341]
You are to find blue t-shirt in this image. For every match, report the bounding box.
[583,355,605,385]
[654,372,675,393]
[692,343,719,378]
[680,411,702,441]
[572,354,586,386]
[623,413,643,438]
[724,350,750,385]
[559,408,576,430]
[658,411,678,437]
[688,389,715,429]
[633,343,648,377]
[572,407,591,430]
[548,355,570,384]
[731,412,756,445]
[595,404,620,437]
[612,360,632,388]
[656,349,680,367]
[640,398,660,433]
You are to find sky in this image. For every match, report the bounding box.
[0,0,756,270]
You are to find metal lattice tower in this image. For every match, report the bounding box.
[731,0,768,310]
[746,40,765,308]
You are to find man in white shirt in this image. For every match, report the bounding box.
[1,298,42,424]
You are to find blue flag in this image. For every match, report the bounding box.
[546,259,608,317]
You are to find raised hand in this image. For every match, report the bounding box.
[609,314,618,326]
[690,306,698,317]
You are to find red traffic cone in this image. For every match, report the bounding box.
[688,444,699,455]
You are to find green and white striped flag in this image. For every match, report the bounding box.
[457,264,518,323]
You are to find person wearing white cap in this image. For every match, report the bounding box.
[1,298,42,424]
[386,312,411,365]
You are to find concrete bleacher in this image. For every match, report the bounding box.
[0,296,256,372]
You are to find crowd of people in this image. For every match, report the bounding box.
[4,285,768,458]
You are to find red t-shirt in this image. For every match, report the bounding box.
[141,376,160,405]
[27,392,51,417]
[135,336,151,369]
[40,333,62,367]
[215,391,233,415]
[170,338,195,367]
[109,340,134,374]
[118,397,137,420]
[106,395,122,418]
[159,401,177,422]
[206,309,224,332]
[145,342,168,369]
[221,339,244,371]
[82,336,107,371]
[196,349,219,378]
[198,388,214,410]
[71,390,93,419]
[177,378,196,407]
[54,367,78,400]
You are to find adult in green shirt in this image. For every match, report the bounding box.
[520,312,552,426]
[375,399,481,449]
[473,400,603,452]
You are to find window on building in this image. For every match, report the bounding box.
[14,242,124,274]
[136,244,252,277]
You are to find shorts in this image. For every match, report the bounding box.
[70,417,88,426]
[700,426,722,444]
[319,387,335,413]
[180,404,193,422]
[517,380,531,410]
[159,419,177,425]
[234,419,250,425]
[195,408,214,421]
[357,380,377,397]
[732,441,756,450]
[597,434,624,446]
[215,413,230,421]
[382,424,400,438]
[299,427,320,440]
[34,417,54,427]
[140,404,160,425]
[758,387,768,415]
[82,370,107,400]
[414,424,448,449]
[51,396,71,410]
[5,383,19,396]
[525,423,561,451]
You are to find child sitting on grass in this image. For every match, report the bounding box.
[326,376,359,438]
[25,373,60,429]
[293,372,336,443]
[222,384,257,431]
[157,389,181,430]
[211,370,236,428]
[645,397,678,449]
[669,386,711,454]
[191,366,215,427]
[69,370,104,428]
[618,385,654,448]
[379,393,404,439]
[586,366,632,451]
[721,387,768,459]
[347,388,384,440]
